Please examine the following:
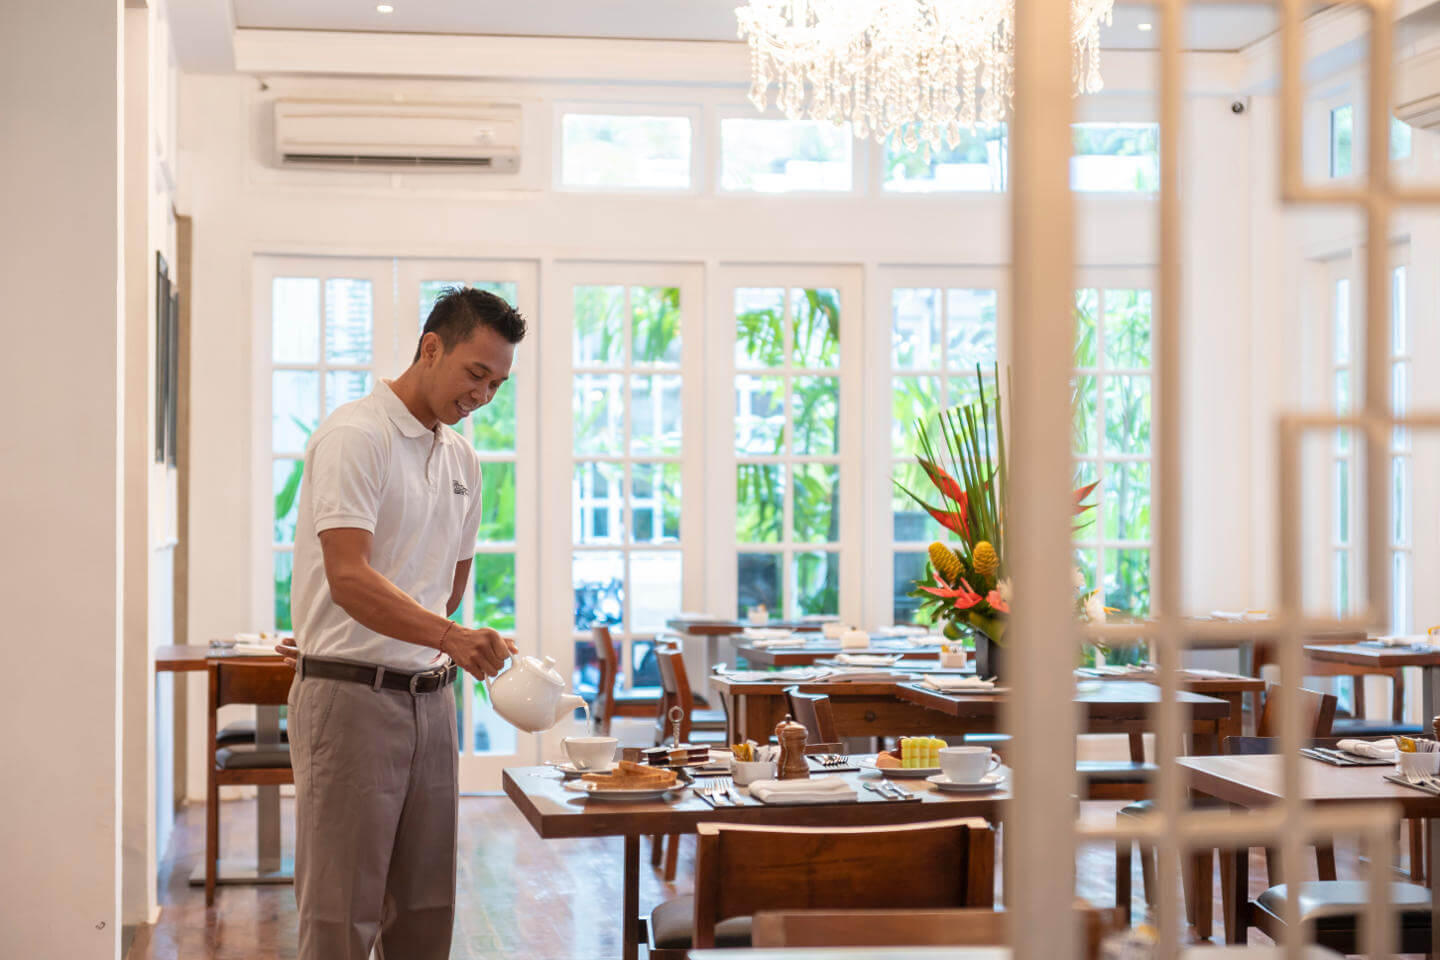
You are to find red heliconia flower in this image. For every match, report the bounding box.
[986,590,1010,614]
[920,500,970,539]
[1073,479,1100,516]
[920,577,983,610]
[918,457,967,504]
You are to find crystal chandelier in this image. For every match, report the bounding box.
[736,0,1114,154]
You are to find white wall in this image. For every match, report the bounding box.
[122,0,181,926]
[0,0,124,956]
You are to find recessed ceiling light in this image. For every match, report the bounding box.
[376,3,394,12]
[1136,22,1153,31]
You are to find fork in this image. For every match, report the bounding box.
[705,781,734,806]
[721,777,745,806]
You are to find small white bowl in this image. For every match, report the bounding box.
[732,760,777,786]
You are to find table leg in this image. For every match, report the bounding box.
[1422,666,1439,736]
[1216,694,1242,746]
[1224,814,1248,944]
[624,834,640,960]
[256,704,281,873]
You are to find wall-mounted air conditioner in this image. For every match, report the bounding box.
[273,99,521,172]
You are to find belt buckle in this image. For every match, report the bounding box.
[410,666,445,695]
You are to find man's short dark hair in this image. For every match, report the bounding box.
[414,286,527,362]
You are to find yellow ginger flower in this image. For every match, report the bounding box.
[973,541,999,579]
[928,541,963,585]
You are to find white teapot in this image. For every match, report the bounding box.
[488,653,587,733]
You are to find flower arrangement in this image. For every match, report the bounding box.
[897,366,1099,656]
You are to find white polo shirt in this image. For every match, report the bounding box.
[292,380,485,671]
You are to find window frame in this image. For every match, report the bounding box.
[552,101,704,196]
[871,265,1011,627]
[713,104,867,197]
[1070,267,1158,617]
[707,263,865,624]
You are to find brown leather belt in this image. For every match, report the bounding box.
[299,655,456,694]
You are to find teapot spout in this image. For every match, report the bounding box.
[554,694,587,725]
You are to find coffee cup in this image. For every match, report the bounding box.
[563,736,618,772]
[939,746,1000,783]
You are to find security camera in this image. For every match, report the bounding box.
[1231,99,1247,115]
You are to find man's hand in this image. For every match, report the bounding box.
[446,626,518,680]
[274,636,299,669]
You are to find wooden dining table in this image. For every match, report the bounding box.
[1303,640,1440,727]
[666,618,824,695]
[712,670,1241,753]
[1180,752,1440,951]
[155,643,292,887]
[503,763,1008,960]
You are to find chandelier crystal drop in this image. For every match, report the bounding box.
[736,0,1114,153]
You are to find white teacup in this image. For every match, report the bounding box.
[1396,750,1440,779]
[940,746,1001,784]
[563,736,618,772]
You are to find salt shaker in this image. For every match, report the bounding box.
[775,714,810,780]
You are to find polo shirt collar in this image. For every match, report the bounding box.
[376,380,434,440]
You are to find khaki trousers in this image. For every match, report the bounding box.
[289,669,458,960]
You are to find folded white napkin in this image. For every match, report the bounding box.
[922,676,996,693]
[1369,635,1429,647]
[1338,738,1398,760]
[818,668,909,682]
[230,635,290,656]
[831,653,900,666]
[800,614,841,623]
[672,611,717,621]
[748,776,857,804]
[753,638,808,649]
[1208,610,1269,622]
[873,625,929,638]
[744,627,799,641]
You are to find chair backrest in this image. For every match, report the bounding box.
[784,686,838,743]
[1256,682,1338,738]
[211,659,293,710]
[655,646,695,743]
[751,905,1118,957]
[692,818,995,949]
[590,624,618,718]
[1222,735,1346,755]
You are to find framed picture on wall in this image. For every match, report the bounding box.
[155,252,178,467]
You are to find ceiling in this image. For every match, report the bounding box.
[232,1,1281,53]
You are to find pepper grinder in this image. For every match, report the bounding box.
[775,714,810,780]
[1432,715,1440,743]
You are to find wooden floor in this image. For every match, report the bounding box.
[123,786,1375,960]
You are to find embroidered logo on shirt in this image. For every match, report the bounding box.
[453,480,469,496]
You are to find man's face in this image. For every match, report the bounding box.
[421,325,516,426]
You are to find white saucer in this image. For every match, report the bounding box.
[857,757,942,778]
[561,779,683,802]
[547,759,617,779]
[927,772,1006,792]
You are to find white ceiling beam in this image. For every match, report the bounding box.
[233,28,1245,94]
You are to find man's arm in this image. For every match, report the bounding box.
[320,528,513,677]
[447,557,472,618]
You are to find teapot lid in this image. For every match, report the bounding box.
[518,654,565,689]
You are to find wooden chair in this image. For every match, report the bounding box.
[205,659,294,906]
[1246,880,1432,953]
[648,645,729,882]
[589,625,664,737]
[645,818,995,959]
[784,687,838,744]
[752,904,1120,959]
[653,645,727,745]
[1115,683,1338,934]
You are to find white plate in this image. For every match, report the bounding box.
[857,757,942,779]
[927,772,1006,793]
[546,759,617,779]
[561,779,684,802]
